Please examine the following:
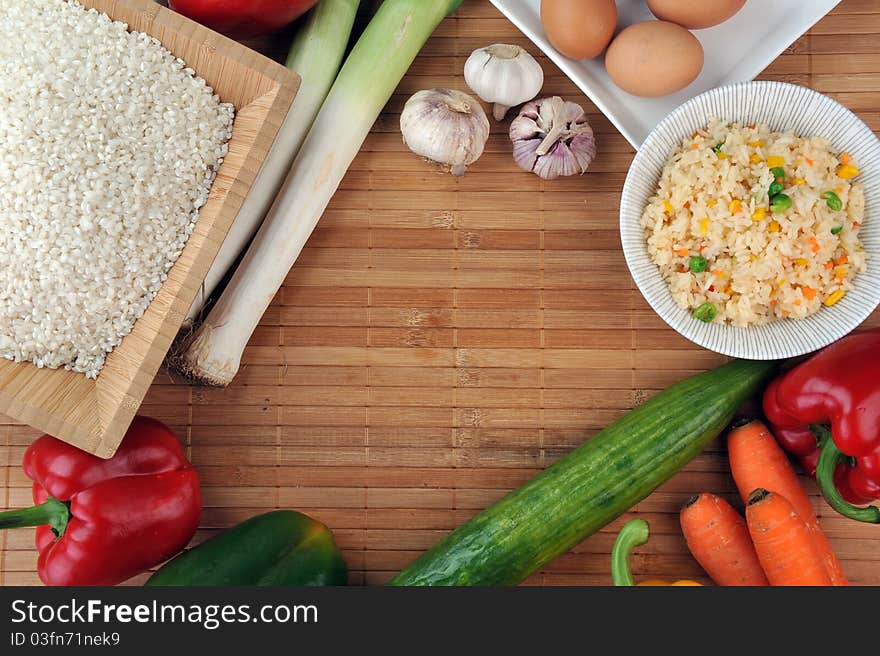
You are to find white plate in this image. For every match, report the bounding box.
[620,82,880,360]
[489,0,841,148]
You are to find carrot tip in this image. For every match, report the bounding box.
[747,488,770,505]
[682,494,702,510]
[729,416,757,431]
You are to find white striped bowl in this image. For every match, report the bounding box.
[620,81,880,360]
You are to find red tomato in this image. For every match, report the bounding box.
[168,0,319,39]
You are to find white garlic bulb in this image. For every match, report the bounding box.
[464,44,544,121]
[400,88,490,177]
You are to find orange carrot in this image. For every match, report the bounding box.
[746,489,833,586]
[727,419,848,585]
[680,493,769,586]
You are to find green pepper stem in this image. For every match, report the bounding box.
[812,425,880,524]
[611,518,650,586]
[0,497,70,536]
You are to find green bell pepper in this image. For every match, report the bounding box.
[146,510,347,586]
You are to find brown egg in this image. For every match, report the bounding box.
[541,0,617,60]
[647,0,746,30]
[605,21,704,97]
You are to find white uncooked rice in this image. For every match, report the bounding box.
[0,0,234,377]
[642,118,866,327]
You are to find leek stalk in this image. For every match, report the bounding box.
[179,0,463,385]
[183,0,361,326]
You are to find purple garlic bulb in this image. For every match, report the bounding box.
[509,96,596,179]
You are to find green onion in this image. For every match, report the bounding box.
[179,0,465,386]
[770,193,792,213]
[184,0,362,325]
[831,225,844,235]
[713,142,724,153]
[692,302,717,323]
[822,191,843,211]
[770,166,785,181]
[688,256,708,273]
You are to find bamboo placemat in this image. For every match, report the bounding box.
[2,0,879,586]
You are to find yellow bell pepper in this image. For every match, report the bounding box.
[637,578,703,586]
[611,519,703,587]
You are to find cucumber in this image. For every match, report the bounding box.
[390,359,775,585]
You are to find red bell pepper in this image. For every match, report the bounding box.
[168,0,320,39]
[0,416,201,585]
[763,329,880,523]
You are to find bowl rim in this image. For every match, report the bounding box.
[620,80,880,360]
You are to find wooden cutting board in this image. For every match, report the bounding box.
[2,0,879,586]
